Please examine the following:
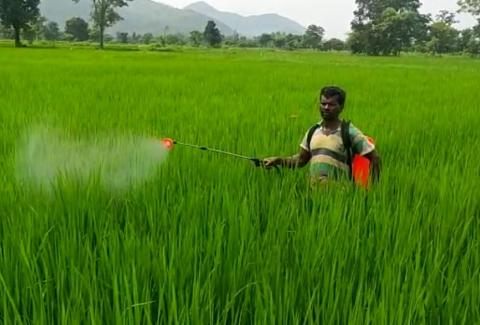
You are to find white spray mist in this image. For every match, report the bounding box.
[15,127,168,194]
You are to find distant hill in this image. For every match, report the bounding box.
[184,1,306,37]
[39,0,306,37]
[39,0,234,35]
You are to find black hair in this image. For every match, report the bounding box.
[320,86,346,107]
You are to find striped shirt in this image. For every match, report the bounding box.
[300,122,375,183]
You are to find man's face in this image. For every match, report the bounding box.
[320,95,343,121]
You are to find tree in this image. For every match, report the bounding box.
[142,32,153,44]
[427,22,459,54]
[457,24,480,55]
[257,33,273,47]
[285,33,303,50]
[466,35,480,55]
[116,31,128,43]
[189,30,203,46]
[236,36,258,48]
[73,0,132,48]
[164,33,186,45]
[0,0,40,47]
[458,0,480,55]
[272,32,287,48]
[44,21,60,41]
[426,11,459,54]
[23,15,46,42]
[324,38,346,51]
[130,32,141,43]
[350,0,429,55]
[0,24,13,38]
[203,20,222,47]
[375,8,422,55]
[303,24,324,49]
[458,28,473,51]
[65,17,89,41]
[223,31,240,46]
[458,0,480,16]
[436,10,458,25]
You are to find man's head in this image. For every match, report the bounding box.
[319,86,346,121]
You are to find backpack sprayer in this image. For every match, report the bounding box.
[161,133,375,188]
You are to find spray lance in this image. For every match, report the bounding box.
[160,138,279,171]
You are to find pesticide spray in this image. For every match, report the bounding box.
[15,127,169,194]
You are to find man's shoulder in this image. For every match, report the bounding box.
[305,122,321,135]
[345,121,365,137]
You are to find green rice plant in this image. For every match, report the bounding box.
[0,47,479,324]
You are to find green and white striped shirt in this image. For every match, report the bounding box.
[300,122,375,183]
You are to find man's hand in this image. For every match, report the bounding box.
[263,157,283,169]
[365,150,381,182]
[263,149,311,169]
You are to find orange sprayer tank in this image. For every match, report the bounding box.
[352,137,375,189]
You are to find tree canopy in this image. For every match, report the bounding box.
[458,0,480,16]
[73,0,132,48]
[65,17,89,41]
[203,20,222,47]
[0,0,40,47]
[350,0,429,55]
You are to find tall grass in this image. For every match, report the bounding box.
[0,47,479,323]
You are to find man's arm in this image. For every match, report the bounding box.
[364,150,381,182]
[264,147,312,169]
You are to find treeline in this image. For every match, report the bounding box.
[112,24,346,51]
[0,18,345,51]
[1,0,480,56]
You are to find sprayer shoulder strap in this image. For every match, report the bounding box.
[341,120,353,178]
[306,123,320,151]
[341,120,352,152]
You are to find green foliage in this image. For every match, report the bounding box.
[65,17,89,41]
[323,38,346,51]
[436,10,458,25]
[303,24,324,49]
[73,0,132,48]
[350,0,429,55]
[0,24,13,38]
[43,21,60,41]
[458,0,480,16]
[130,32,142,44]
[257,33,273,47]
[203,20,222,47]
[21,25,36,44]
[189,30,203,47]
[283,33,303,50]
[163,33,186,46]
[457,1,480,55]
[376,8,420,55]
[462,25,480,55]
[116,31,128,43]
[142,33,153,45]
[0,0,40,46]
[427,22,459,54]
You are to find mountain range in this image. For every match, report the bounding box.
[39,0,306,37]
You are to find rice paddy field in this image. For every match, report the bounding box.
[0,45,479,324]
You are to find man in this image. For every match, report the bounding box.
[264,86,381,186]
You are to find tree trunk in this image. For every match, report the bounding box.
[100,25,104,49]
[14,26,21,47]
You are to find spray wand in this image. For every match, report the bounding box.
[161,138,275,170]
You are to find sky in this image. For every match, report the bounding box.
[155,0,478,39]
